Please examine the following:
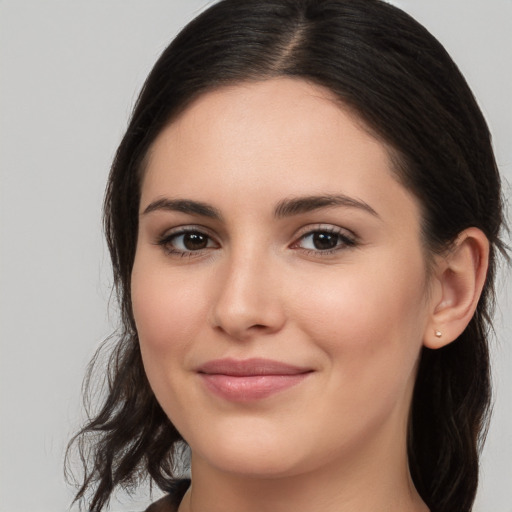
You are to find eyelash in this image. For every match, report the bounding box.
[156,225,357,258]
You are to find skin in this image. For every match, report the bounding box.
[131,78,437,512]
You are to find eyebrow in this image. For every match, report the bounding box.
[142,198,223,220]
[274,194,379,219]
[141,194,379,220]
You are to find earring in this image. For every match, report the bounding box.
[435,330,442,338]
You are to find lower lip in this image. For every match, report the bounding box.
[200,373,310,402]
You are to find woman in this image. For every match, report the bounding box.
[67,1,508,511]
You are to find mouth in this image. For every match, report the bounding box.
[196,358,313,402]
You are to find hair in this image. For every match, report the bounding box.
[66,1,509,511]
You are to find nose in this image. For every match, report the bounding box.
[210,250,286,340]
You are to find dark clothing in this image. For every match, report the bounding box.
[145,479,190,512]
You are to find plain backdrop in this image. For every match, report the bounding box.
[0,1,511,511]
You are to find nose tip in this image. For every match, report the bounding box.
[212,306,284,340]
[213,295,284,340]
[210,259,286,341]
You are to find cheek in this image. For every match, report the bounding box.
[292,252,429,388]
[130,261,211,384]
[131,262,215,435]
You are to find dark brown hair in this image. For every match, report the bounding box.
[67,1,508,511]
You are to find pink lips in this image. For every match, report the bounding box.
[197,358,312,402]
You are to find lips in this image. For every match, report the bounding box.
[197,358,313,402]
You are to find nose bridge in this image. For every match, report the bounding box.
[211,241,285,339]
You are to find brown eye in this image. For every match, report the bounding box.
[311,232,339,250]
[295,228,356,253]
[158,229,218,255]
[182,232,209,250]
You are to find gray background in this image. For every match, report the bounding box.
[0,1,510,511]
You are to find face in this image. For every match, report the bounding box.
[132,78,433,479]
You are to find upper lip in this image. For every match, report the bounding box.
[197,358,313,376]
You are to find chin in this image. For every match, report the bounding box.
[188,420,312,478]
[199,449,305,479]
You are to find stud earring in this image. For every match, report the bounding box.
[435,330,442,338]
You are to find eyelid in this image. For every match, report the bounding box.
[292,223,357,242]
[157,224,218,239]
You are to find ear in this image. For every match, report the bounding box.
[424,227,489,349]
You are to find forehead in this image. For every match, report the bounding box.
[141,78,420,228]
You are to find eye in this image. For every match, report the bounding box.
[157,228,219,256]
[293,227,357,254]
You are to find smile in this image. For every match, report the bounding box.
[197,358,313,402]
